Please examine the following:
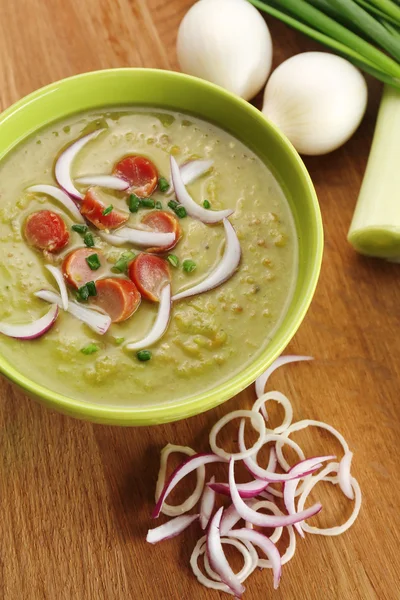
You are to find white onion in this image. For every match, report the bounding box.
[99,227,175,248]
[45,265,69,310]
[172,218,241,302]
[0,304,58,340]
[167,159,214,195]
[255,355,313,398]
[146,514,199,544]
[55,129,105,199]
[34,289,111,335]
[125,284,171,350]
[27,184,85,223]
[170,155,233,224]
[75,175,129,190]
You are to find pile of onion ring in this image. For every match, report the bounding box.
[146,356,361,597]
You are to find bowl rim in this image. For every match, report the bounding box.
[0,68,323,425]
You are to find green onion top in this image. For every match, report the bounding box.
[77,285,90,301]
[168,200,179,211]
[137,349,152,361]
[72,224,88,234]
[102,204,113,216]
[83,232,95,247]
[176,206,187,218]
[86,253,101,270]
[112,250,136,273]
[81,343,99,355]
[141,198,155,209]
[155,200,163,210]
[167,254,179,268]
[129,194,141,213]
[158,177,170,192]
[203,199,211,209]
[114,337,125,345]
[182,259,197,273]
[86,281,97,297]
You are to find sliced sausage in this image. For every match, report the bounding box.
[24,210,69,253]
[62,247,106,288]
[92,278,141,323]
[141,210,182,252]
[128,253,171,302]
[113,155,158,197]
[80,187,129,230]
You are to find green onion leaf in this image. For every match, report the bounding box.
[141,198,156,209]
[168,200,179,211]
[86,281,97,297]
[77,284,90,301]
[111,250,136,273]
[72,224,88,234]
[158,177,170,192]
[86,253,101,271]
[129,194,142,213]
[203,199,211,209]
[102,204,113,216]
[114,337,125,345]
[155,200,163,209]
[183,259,197,273]
[176,206,187,218]
[81,343,99,355]
[167,254,179,268]
[137,349,152,361]
[83,232,95,247]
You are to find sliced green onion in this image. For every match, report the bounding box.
[167,254,179,268]
[112,250,136,273]
[129,194,141,213]
[102,204,113,216]
[86,281,97,296]
[81,343,99,355]
[77,284,90,301]
[83,232,95,247]
[176,206,187,218]
[137,349,152,361]
[203,199,211,209]
[72,224,88,234]
[141,198,156,209]
[86,253,101,270]
[158,177,170,192]
[114,337,125,345]
[155,200,163,209]
[182,259,197,273]
[168,200,179,211]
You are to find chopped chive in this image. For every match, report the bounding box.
[182,259,197,273]
[114,337,125,345]
[102,204,113,216]
[141,198,155,209]
[86,253,101,271]
[72,224,88,234]
[203,199,211,209]
[81,343,99,355]
[86,281,97,296]
[83,232,95,247]
[155,200,163,209]
[137,349,152,361]
[168,200,179,211]
[77,284,90,301]
[176,206,187,218]
[158,177,170,192]
[111,250,136,273]
[167,254,179,268]
[129,194,141,213]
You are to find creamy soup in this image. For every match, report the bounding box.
[0,108,297,407]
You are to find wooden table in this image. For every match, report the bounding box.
[0,1,399,599]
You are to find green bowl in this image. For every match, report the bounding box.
[0,68,323,425]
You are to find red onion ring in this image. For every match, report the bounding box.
[45,265,69,310]
[55,130,105,199]
[146,514,199,544]
[170,155,233,224]
[200,476,216,530]
[125,284,171,350]
[155,444,205,517]
[172,218,241,302]
[244,500,284,544]
[209,409,265,461]
[228,528,281,589]
[27,184,85,223]
[255,355,313,398]
[207,507,245,598]
[252,390,293,433]
[75,175,129,191]
[338,452,354,500]
[0,303,58,340]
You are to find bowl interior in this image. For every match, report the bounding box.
[0,69,323,425]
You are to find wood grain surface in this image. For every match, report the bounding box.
[0,1,399,599]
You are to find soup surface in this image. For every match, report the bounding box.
[0,108,297,407]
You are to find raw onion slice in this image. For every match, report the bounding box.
[229,458,323,528]
[146,514,199,544]
[255,355,313,398]
[45,265,69,310]
[260,525,296,568]
[167,159,214,195]
[34,289,111,335]
[27,184,85,223]
[200,476,216,530]
[297,463,362,536]
[252,390,293,433]
[75,175,129,190]
[258,490,275,502]
[338,451,354,500]
[219,500,257,537]
[276,420,350,472]
[244,500,284,544]
[172,218,241,302]
[170,155,233,224]
[208,478,269,499]
[191,536,257,594]
[155,443,205,517]
[209,409,265,461]
[55,129,105,199]
[228,528,281,589]
[207,507,245,598]
[153,453,227,519]
[283,456,335,537]
[0,304,58,340]
[99,227,175,248]
[125,284,171,350]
